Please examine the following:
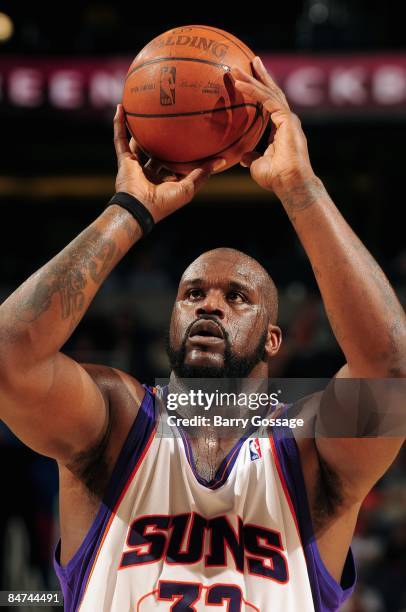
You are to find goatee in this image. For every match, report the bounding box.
[165,316,268,379]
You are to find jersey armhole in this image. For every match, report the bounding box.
[53,385,157,612]
[271,422,357,612]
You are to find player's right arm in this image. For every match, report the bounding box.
[0,105,222,464]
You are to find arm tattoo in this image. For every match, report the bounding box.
[17,228,117,324]
[281,178,326,222]
[121,216,139,242]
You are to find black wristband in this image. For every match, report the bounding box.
[107,192,155,236]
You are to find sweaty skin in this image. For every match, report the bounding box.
[0,59,404,588]
[169,248,281,377]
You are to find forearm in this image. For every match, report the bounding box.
[232,58,405,373]
[279,177,406,375]
[0,204,141,369]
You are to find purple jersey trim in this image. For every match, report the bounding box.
[161,384,259,490]
[272,419,356,612]
[179,426,249,489]
[53,386,157,612]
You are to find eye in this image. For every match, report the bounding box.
[227,291,245,303]
[186,288,204,300]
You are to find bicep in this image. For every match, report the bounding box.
[0,352,108,462]
[315,364,404,501]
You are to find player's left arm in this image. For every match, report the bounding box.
[233,57,406,502]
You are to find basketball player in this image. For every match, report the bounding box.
[0,57,404,611]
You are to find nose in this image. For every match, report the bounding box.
[195,290,225,320]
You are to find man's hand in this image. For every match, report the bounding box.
[114,104,225,223]
[232,57,317,199]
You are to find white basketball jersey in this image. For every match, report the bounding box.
[54,386,355,611]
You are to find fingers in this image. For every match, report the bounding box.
[179,158,226,195]
[231,64,255,84]
[129,137,142,162]
[231,60,290,115]
[232,65,270,100]
[262,141,275,158]
[179,168,210,196]
[240,151,261,168]
[252,56,283,94]
[143,158,164,184]
[161,173,179,183]
[206,158,227,174]
[113,104,131,160]
[268,121,277,143]
[144,158,163,174]
[249,156,275,190]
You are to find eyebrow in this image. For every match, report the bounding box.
[182,278,254,295]
[181,278,204,288]
[227,280,253,295]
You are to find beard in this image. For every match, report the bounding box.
[165,316,268,379]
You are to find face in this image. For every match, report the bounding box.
[166,251,281,378]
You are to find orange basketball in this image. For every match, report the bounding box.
[122,25,269,174]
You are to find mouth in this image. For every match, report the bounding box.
[188,319,224,344]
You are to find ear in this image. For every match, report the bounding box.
[264,324,282,358]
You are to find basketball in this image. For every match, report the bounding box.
[122,25,269,174]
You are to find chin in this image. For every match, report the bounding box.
[176,356,226,379]
[186,351,224,368]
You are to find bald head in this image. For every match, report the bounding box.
[180,247,278,323]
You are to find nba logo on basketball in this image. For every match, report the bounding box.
[249,438,262,461]
[160,67,176,105]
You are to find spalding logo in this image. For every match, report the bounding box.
[149,35,229,62]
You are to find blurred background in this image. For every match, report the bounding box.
[0,3,405,611]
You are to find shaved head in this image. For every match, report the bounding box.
[181,248,278,324]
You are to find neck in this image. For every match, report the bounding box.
[167,372,269,438]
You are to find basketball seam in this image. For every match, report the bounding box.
[125,57,230,80]
[132,108,265,165]
[129,26,253,77]
[123,102,259,119]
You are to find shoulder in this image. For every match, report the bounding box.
[81,363,146,408]
[60,364,147,498]
[56,366,153,567]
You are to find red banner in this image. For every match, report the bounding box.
[265,54,406,116]
[0,54,405,116]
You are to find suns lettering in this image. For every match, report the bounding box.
[119,513,289,582]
